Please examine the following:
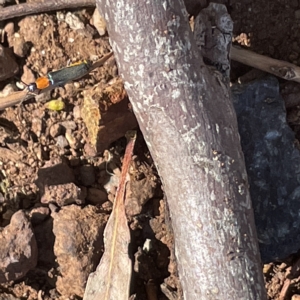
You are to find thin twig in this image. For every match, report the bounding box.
[0,0,96,22]
[88,51,113,72]
[0,90,32,110]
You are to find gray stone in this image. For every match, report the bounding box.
[232,76,300,262]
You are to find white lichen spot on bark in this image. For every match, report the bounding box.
[110,40,122,57]
[124,81,133,91]
[136,101,143,111]
[104,11,109,22]
[182,124,201,145]
[179,99,187,111]
[153,32,167,53]
[153,83,167,96]
[238,183,245,195]
[137,64,144,78]
[210,287,220,295]
[182,63,192,72]
[210,191,216,201]
[124,2,133,14]
[151,14,156,23]
[144,48,149,57]
[143,94,154,106]
[129,65,135,77]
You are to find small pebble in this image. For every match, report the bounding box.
[49,124,61,138]
[35,90,52,103]
[61,120,77,130]
[65,129,77,148]
[31,117,43,137]
[56,135,69,148]
[56,11,65,22]
[101,200,113,212]
[73,105,81,119]
[92,9,107,36]
[21,65,36,86]
[65,12,85,30]
[13,36,27,57]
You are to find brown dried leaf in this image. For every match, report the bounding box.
[83,131,136,300]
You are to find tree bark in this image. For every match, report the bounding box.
[97,1,267,299]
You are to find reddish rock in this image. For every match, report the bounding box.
[0,211,37,283]
[52,205,108,298]
[41,182,86,206]
[125,176,158,217]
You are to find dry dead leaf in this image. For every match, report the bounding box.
[83,131,136,300]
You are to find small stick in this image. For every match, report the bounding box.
[230,46,300,83]
[0,90,32,110]
[88,51,113,72]
[0,0,96,22]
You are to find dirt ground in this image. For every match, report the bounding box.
[0,0,300,300]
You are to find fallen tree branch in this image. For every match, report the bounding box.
[0,0,96,21]
[97,1,267,299]
[231,46,300,83]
